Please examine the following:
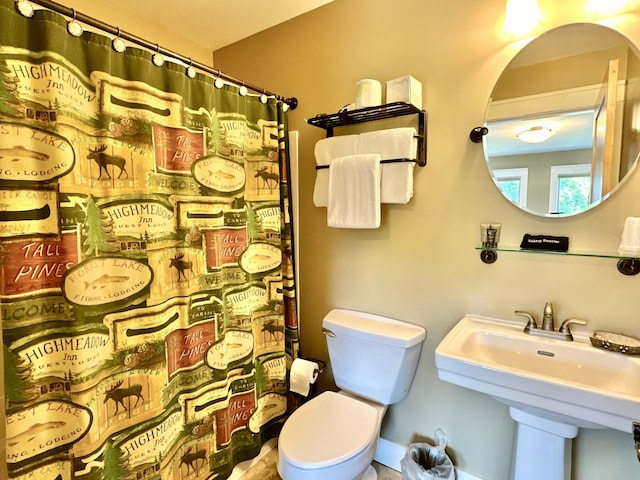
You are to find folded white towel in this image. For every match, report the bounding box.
[358,127,417,160]
[314,134,359,164]
[328,154,382,229]
[619,217,640,256]
[379,162,415,204]
[313,134,359,207]
[359,127,417,204]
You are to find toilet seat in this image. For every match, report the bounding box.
[279,391,379,469]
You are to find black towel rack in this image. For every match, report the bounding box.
[307,102,427,167]
[315,158,417,169]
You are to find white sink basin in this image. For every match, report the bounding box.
[435,314,640,433]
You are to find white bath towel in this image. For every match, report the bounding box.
[358,127,417,159]
[379,162,415,204]
[313,134,359,207]
[619,217,640,256]
[327,154,382,229]
[358,127,417,204]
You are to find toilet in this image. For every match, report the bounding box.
[277,309,426,480]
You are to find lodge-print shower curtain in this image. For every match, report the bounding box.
[0,2,298,479]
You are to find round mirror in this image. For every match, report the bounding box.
[483,23,640,217]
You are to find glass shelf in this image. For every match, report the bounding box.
[476,246,639,260]
[476,246,640,275]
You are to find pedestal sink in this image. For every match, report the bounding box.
[434,314,640,480]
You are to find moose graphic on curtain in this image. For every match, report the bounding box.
[0,1,299,479]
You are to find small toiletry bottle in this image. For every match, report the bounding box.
[490,223,501,248]
[481,223,501,248]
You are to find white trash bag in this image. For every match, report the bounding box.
[400,429,455,480]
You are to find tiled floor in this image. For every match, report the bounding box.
[231,439,402,480]
[372,461,403,480]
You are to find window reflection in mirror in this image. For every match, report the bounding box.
[484,23,640,217]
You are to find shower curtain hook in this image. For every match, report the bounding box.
[67,8,83,37]
[239,82,248,96]
[112,27,126,52]
[214,70,224,89]
[260,90,268,104]
[186,58,196,78]
[15,0,34,17]
[152,43,164,66]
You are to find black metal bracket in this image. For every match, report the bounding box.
[480,249,498,264]
[617,259,640,275]
[470,126,488,143]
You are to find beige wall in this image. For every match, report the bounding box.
[51,0,213,65]
[213,1,640,479]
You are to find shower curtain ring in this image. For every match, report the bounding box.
[260,90,268,104]
[16,0,34,17]
[239,82,248,96]
[186,58,196,78]
[214,70,224,89]
[152,43,164,66]
[67,8,83,36]
[112,27,126,52]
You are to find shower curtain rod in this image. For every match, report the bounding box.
[22,0,299,109]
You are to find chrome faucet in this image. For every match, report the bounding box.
[541,302,554,331]
[515,302,587,341]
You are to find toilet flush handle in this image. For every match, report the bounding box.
[322,327,336,338]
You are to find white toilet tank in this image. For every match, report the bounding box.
[323,309,426,405]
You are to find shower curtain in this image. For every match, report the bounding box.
[0,1,298,479]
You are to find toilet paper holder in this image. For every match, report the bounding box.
[289,358,326,399]
[304,357,325,375]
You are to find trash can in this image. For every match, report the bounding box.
[400,429,455,480]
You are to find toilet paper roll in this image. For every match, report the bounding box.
[289,358,319,397]
[355,79,382,109]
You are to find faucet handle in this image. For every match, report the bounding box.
[558,318,587,340]
[515,310,538,330]
[558,318,587,333]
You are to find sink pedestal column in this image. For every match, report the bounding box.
[509,408,579,480]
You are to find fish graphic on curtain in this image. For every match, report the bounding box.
[0,1,299,479]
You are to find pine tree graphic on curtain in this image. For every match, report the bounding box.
[0,1,299,479]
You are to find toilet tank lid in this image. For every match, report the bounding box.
[323,309,426,347]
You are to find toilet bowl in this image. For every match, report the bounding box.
[277,309,426,480]
[277,391,386,480]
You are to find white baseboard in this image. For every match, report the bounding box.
[374,437,406,470]
[375,437,483,480]
[456,470,484,480]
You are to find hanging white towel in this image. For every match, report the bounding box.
[327,154,382,229]
[358,127,417,204]
[313,134,359,207]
